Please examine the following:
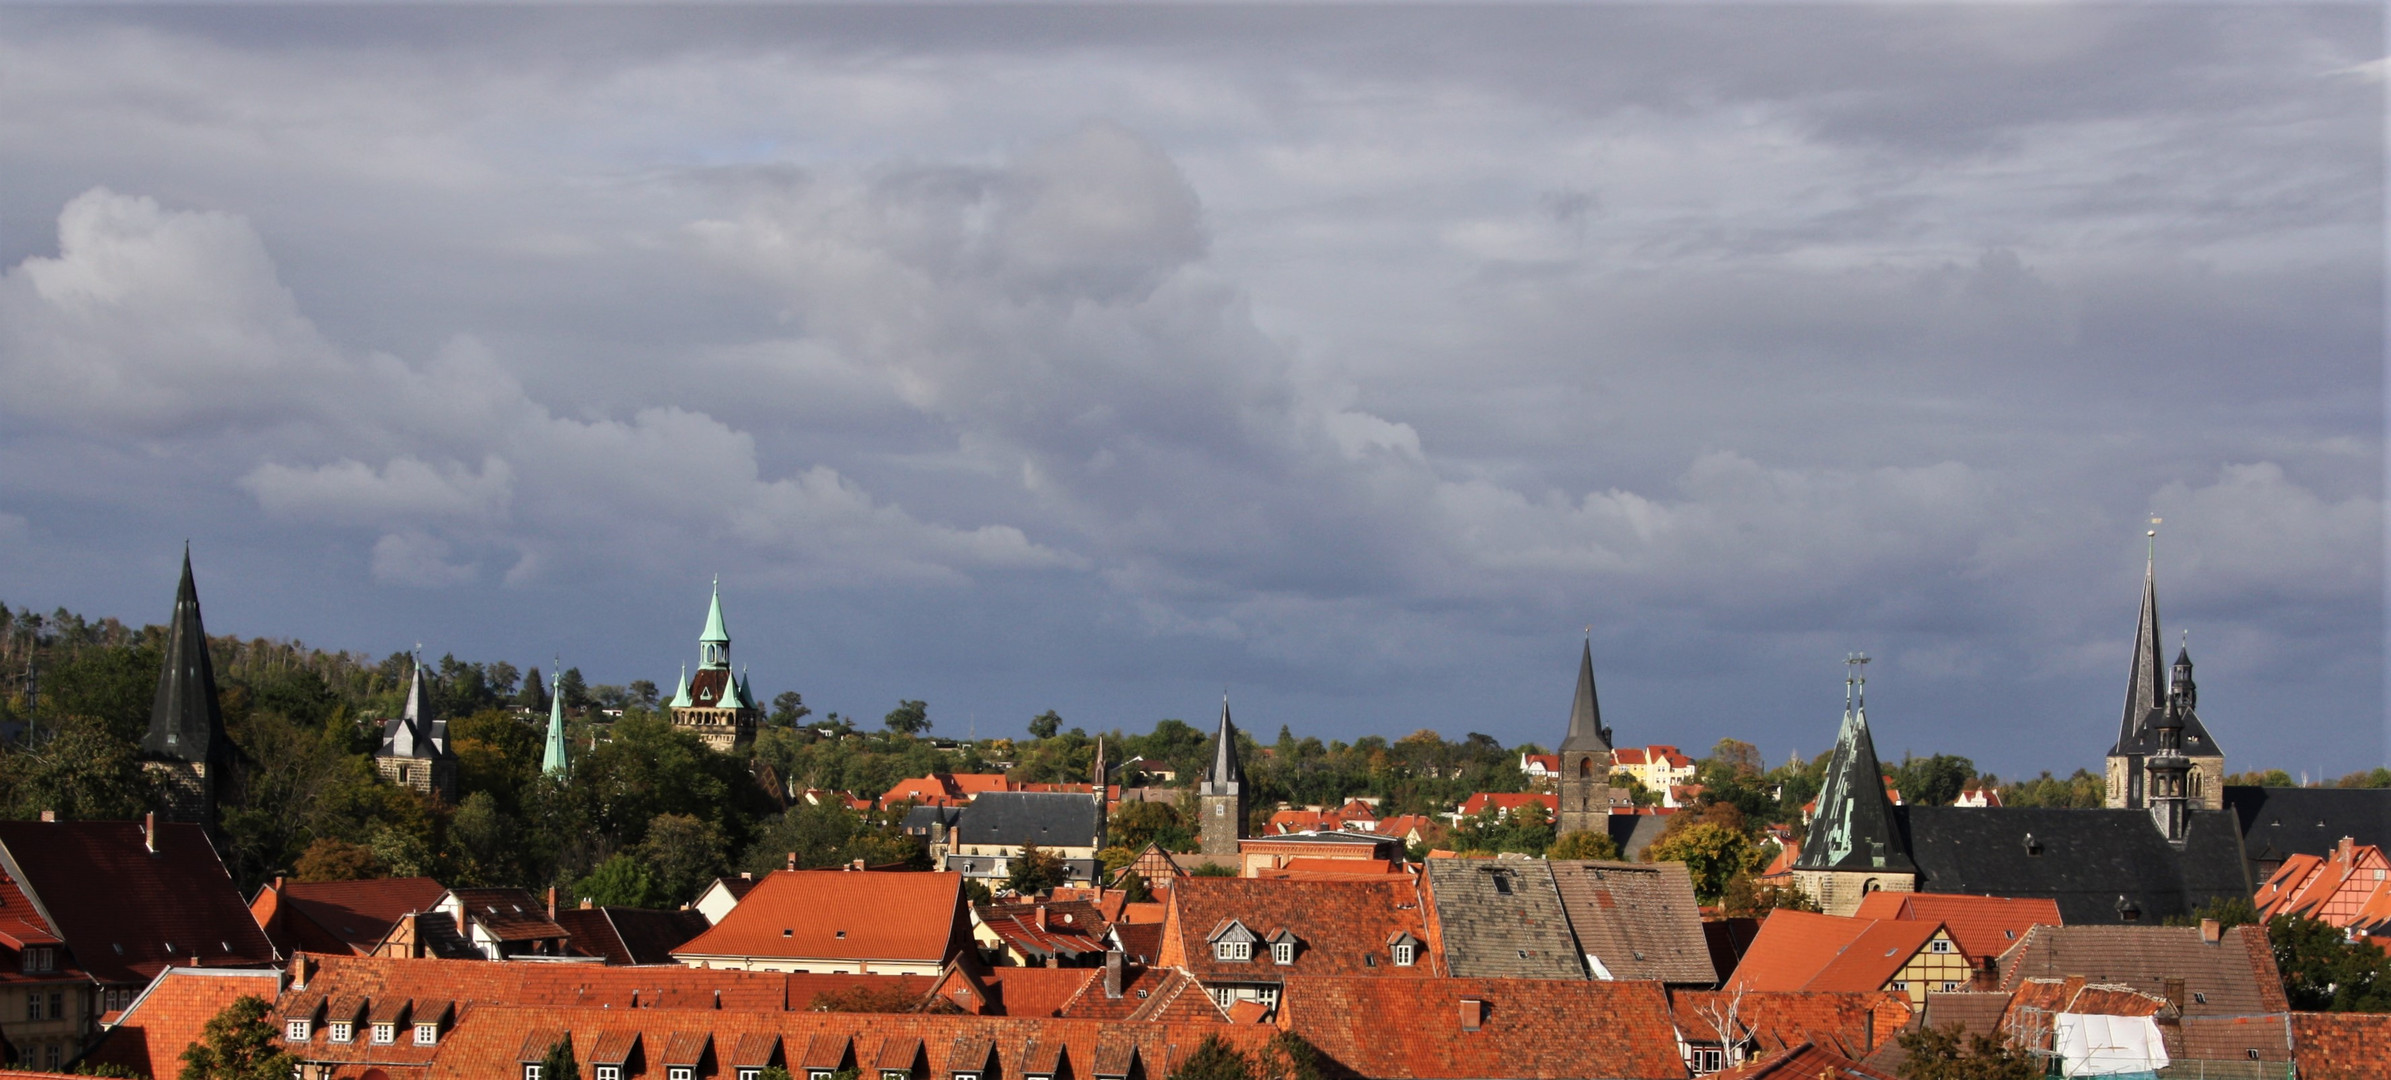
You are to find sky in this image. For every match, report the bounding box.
[0,4,2380,778]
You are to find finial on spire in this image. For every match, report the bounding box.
[2148,514,2162,560]
[1846,652,1870,711]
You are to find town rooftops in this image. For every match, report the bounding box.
[444,887,569,943]
[2290,1012,2391,1080]
[1995,923,2288,1017]
[1160,876,1436,981]
[1280,976,1682,1080]
[1421,859,1584,980]
[952,792,1103,850]
[252,875,448,956]
[1849,892,2061,965]
[1547,859,1714,984]
[1726,910,1945,995]
[1897,805,2252,925]
[674,870,966,965]
[81,967,285,1080]
[551,906,713,965]
[2227,785,2391,880]
[1712,1041,1898,1080]
[0,817,277,984]
[1668,988,1911,1060]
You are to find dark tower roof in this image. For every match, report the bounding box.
[142,547,229,764]
[1558,638,1612,754]
[1203,697,1242,788]
[2113,554,2167,754]
[1795,688,1913,873]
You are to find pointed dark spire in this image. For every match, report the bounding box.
[1795,662,1912,873]
[1204,696,1242,788]
[2114,542,2166,752]
[1558,637,1611,753]
[142,547,228,763]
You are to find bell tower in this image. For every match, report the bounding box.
[1555,637,1615,837]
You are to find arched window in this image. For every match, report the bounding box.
[1578,758,1593,778]
[2189,771,2202,798]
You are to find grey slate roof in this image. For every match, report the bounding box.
[1422,860,1585,980]
[953,792,1103,849]
[903,805,966,836]
[1995,924,2288,1017]
[379,662,453,761]
[1200,698,1242,790]
[1557,639,1612,754]
[1898,806,2250,925]
[141,548,231,766]
[1548,859,1715,985]
[2109,561,2223,762]
[1795,701,1912,873]
[2224,785,2391,878]
[1606,814,1673,862]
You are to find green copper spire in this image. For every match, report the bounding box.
[699,577,730,670]
[541,667,570,778]
[668,664,692,709]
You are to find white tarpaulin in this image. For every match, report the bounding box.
[2053,1013,2171,1077]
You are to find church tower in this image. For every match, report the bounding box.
[2105,528,2225,811]
[667,579,760,752]
[375,656,458,801]
[1197,697,1246,856]
[141,547,239,826]
[1791,656,1916,916]
[1555,638,1615,837]
[541,667,571,779]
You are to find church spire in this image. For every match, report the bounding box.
[143,545,228,764]
[699,577,730,670]
[2115,521,2167,752]
[1795,655,1912,873]
[542,666,570,778]
[1204,695,1242,788]
[1558,635,1612,753]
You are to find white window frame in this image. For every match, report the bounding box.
[598,1065,623,1080]
[372,1022,396,1045]
[328,1021,353,1044]
[737,1070,761,1080]
[1271,941,1294,965]
[1928,940,1953,954]
[1689,1047,1724,1073]
[415,1023,439,1046]
[810,1071,837,1080]
[1391,943,1416,966]
[525,1065,543,1080]
[1214,940,1251,962]
[285,1020,310,1042]
[885,1070,910,1080]
[670,1068,694,1080]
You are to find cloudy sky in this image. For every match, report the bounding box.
[0,5,2379,776]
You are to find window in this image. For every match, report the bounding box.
[21,948,51,974]
[328,1021,352,1044]
[1215,940,1251,962]
[1688,1047,1724,1073]
[670,1069,694,1080]
[1940,982,1961,993]
[1889,982,1908,994]
[810,1071,836,1080]
[46,993,59,1020]
[372,1022,395,1044]
[1272,941,1294,965]
[885,1070,911,1080]
[415,1023,439,1046]
[525,1065,543,1080]
[2193,992,2208,1005]
[285,1020,310,1042]
[738,1070,762,1080]
[43,1046,57,1071]
[598,1065,622,1080]
[1929,940,1952,954]
[25,993,39,1021]
[1392,943,1416,967]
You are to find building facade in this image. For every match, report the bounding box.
[2105,543,2226,812]
[375,659,459,802]
[667,580,762,752]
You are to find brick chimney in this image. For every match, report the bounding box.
[2200,918,2222,944]
[38,810,54,823]
[143,811,157,854]
[1458,998,1484,1031]
[787,851,797,872]
[1034,905,1048,932]
[1104,949,1125,999]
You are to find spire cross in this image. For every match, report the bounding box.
[1845,653,1870,711]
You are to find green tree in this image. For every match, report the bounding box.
[1643,820,1757,904]
[2270,913,2391,1012]
[179,995,300,1080]
[771,691,811,726]
[516,667,548,712]
[1190,862,1239,878]
[1028,710,1063,740]
[539,1036,579,1080]
[883,700,931,736]
[0,713,155,819]
[1892,753,1978,809]
[1721,871,1818,917]
[293,837,383,882]
[41,642,162,744]
[639,812,728,906]
[557,667,590,710]
[1110,800,1188,852]
[574,852,661,908]
[1548,830,1620,861]
[1171,1035,1254,1080]
[1007,843,1067,896]
[1894,1023,2038,1080]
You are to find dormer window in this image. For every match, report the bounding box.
[1215,940,1251,962]
[525,1066,543,1080]
[21,947,52,974]
[328,1021,353,1044]
[1272,941,1294,965]
[285,1020,311,1043]
[415,1023,439,1046]
[372,1022,396,1044]
[670,1070,694,1080]
[597,1066,623,1080]
[738,1071,762,1080]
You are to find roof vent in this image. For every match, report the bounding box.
[1458,998,1484,1031]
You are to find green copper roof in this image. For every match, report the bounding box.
[700,577,730,645]
[541,668,570,778]
[668,664,692,709]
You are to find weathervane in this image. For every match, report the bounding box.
[1845,652,1870,711]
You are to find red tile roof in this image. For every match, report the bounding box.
[1850,892,2060,964]
[2290,1012,2391,1080]
[1712,1040,1898,1080]
[0,819,277,984]
[445,887,567,943]
[253,876,448,957]
[1726,910,1943,994]
[1994,924,2289,1016]
[1159,877,1437,982]
[1280,976,1686,1079]
[82,968,285,1079]
[676,871,966,966]
[1669,989,1911,1058]
[1454,793,1558,819]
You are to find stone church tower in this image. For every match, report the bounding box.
[666,579,761,752]
[2105,535,2225,811]
[1792,659,1917,916]
[1197,698,1246,856]
[140,547,240,827]
[1555,639,1616,837]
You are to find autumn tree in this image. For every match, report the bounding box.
[1548,830,1620,861]
[179,995,300,1080]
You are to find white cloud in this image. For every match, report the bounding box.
[370,530,477,588]
[242,455,514,526]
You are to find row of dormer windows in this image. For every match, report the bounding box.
[285,1019,439,1046]
[1211,933,1414,967]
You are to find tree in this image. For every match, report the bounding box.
[627,680,660,708]
[1028,710,1063,740]
[179,995,300,1080]
[1548,830,1621,861]
[1892,753,1978,809]
[0,713,155,820]
[1720,871,1818,917]
[1644,820,1758,904]
[810,982,933,1012]
[638,812,727,906]
[539,1037,578,1080]
[574,852,661,908]
[2270,913,2391,1012]
[883,700,931,736]
[771,691,811,726]
[1894,1023,2038,1080]
[557,667,590,710]
[1171,1035,1254,1080]
[1190,862,1239,878]
[516,668,548,712]
[1110,800,1188,852]
[293,837,383,882]
[1007,843,1066,896]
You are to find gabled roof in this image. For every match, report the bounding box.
[2226,785,2391,878]
[80,967,284,1079]
[953,793,1102,849]
[2290,1012,2391,1080]
[1161,876,1437,982]
[674,871,964,964]
[255,876,448,956]
[380,661,451,761]
[552,906,713,965]
[141,549,231,766]
[1557,638,1613,754]
[1725,910,1941,995]
[1547,859,1715,984]
[1668,988,1910,1058]
[1899,806,2250,924]
[1455,792,1558,818]
[1421,860,1583,980]
[1280,976,1684,1079]
[0,818,277,983]
[1995,923,2288,1016]
[445,888,568,943]
[1849,892,2061,964]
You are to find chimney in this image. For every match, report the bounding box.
[1035,905,1048,932]
[143,811,157,853]
[2163,977,2187,1012]
[581,899,594,910]
[740,871,753,881]
[38,810,54,823]
[852,858,866,871]
[547,886,558,920]
[274,875,286,893]
[290,953,316,989]
[787,851,797,872]
[1104,949,1125,998]
[2200,918,2222,944]
[1458,998,1484,1031]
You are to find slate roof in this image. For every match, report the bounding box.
[552,906,714,965]
[675,870,966,965]
[2109,560,2224,762]
[80,967,285,1079]
[1994,924,2288,1017]
[1201,698,1243,789]
[254,876,448,956]
[1849,892,2060,965]
[1896,806,2250,925]
[1279,976,1683,1079]
[954,793,1103,850]
[1159,877,1436,982]
[1606,812,1674,862]
[0,818,277,984]
[1421,860,1584,980]
[2289,1012,2391,1080]
[1547,859,1714,984]
[380,662,454,761]
[1794,696,1912,873]
[1557,639,1613,754]
[141,549,234,767]
[2225,785,2391,878]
